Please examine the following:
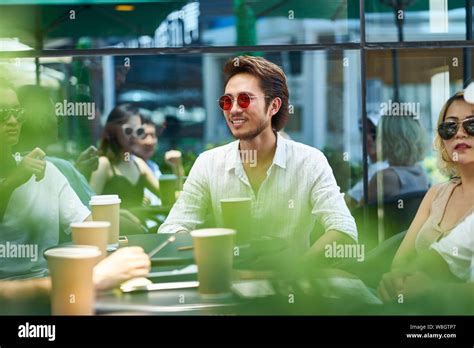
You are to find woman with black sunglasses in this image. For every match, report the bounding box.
[378,91,474,301]
[90,104,160,210]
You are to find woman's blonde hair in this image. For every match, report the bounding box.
[433,91,465,178]
[378,114,427,166]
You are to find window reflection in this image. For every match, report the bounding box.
[365,0,466,42]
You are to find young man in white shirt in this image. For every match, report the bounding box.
[0,81,150,284]
[159,56,358,266]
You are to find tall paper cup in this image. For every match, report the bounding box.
[45,246,101,315]
[89,195,121,251]
[220,197,252,244]
[191,228,235,297]
[159,174,179,206]
[71,221,110,261]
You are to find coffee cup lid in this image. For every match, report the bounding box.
[191,228,236,238]
[220,197,252,203]
[44,245,101,259]
[159,174,178,180]
[89,195,121,206]
[70,221,111,229]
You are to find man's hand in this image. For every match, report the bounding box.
[93,247,151,291]
[301,230,357,269]
[397,271,435,302]
[10,148,46,187]
[377,269,411,303]
[75,146,99,178]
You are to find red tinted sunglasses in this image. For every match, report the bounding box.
[218,92,268,111]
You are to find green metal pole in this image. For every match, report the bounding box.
[233,0,258,55]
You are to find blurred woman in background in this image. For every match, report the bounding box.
[367,113,429,203]
[90,104,160,210]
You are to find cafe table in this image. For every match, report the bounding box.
[94,233,387,316]
[95,233,266,315]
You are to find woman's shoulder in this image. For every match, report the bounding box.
[424,181,456,203]
[98,156,111,165]
[133,156,150,173]
[431,180,458,193]
[97,156,113,170]
[95,156,114,177]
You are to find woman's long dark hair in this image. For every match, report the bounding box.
[99,104,140,163]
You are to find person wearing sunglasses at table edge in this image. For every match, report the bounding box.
[158,56,358,269]
[89,104,160,211]
[0,81,150,311]
[378,90,474,305]
[0,78,93,280]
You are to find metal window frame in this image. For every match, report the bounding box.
[1,0,473,240]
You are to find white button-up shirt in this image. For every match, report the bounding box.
[158,133,358,254]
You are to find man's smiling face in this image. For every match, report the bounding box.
[223,73,273,140]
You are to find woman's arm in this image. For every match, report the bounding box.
[135,157,160,197]
[89,156,111,195]
[0,277,51,314]
[165,150,185,177]
[391,185,440,270]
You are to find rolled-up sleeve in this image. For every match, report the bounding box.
[158,153,211,234]
[310,154,358,242]
[56,165,91,234]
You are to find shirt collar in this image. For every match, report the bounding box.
[273,132,287,169]
[224,132,287,171]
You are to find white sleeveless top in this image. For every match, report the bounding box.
[415,179,474,252]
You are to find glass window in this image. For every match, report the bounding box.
[359,48,465,247]
[0,0,361,52]
[1,49,362,183]
[365,0,467,42]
